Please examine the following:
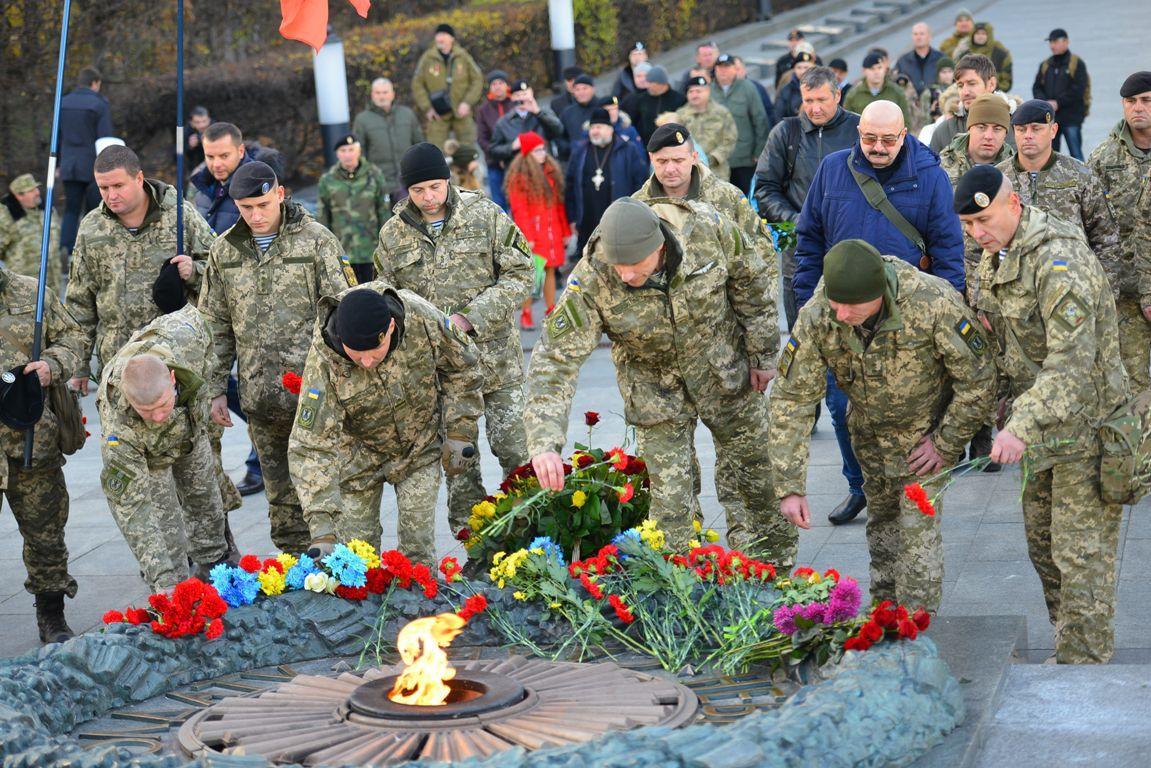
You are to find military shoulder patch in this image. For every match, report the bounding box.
[779,336,800,378]
[340,254,358,286]
[545,300,584,341]
[1053,292,1090,332]
[1051,259,1068,272]
[954,318,987,356]
[297,388,324,430]
[102,462,136,499]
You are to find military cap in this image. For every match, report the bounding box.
[152,259,187,314]
[336,290,394,351]
[954,164,1003,215]
[788,28,805,41]
[973,21,989,32]
[824,240,885,304]
[229,161,278,199]
[0,366,44,430]
[894,72,911,86]
[863,51,884,69]
[335,132,358,147]
[829,58,848,72]
[1120,71,1151,98]
[647,122,691,153]
[937,56,955,71]
[1045,28,1068,41]
[562,66,585,81]
[685,75,709,90]
[795,51,816,65]
[955,8,973,21]
[1011,99,1056,126]
[434,23,455,37]
[596,198,665,266]
[966,93,1011,130]
[588,107,612,127]
[400,142,450,187]
[631,42,646,53]
[715,54,736,67]
[8,174,38,195]
[573,74,595,88]
[599,95,620,108]
[487,69,509,85]
[510,79,531,93]
[646,65,670,85]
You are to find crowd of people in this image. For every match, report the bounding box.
[0,13,1148,671]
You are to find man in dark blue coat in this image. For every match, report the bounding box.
[59,67,113,256]
[792,99,965,527]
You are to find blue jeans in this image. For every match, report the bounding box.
[826,370,864,495]
[226,375,262,477]
[487,165,508,212]
[1054,123,1084,161]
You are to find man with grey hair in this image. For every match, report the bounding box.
[352,77,424,198]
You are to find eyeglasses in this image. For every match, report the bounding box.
[858,130,905,146]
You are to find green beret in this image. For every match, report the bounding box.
[954,165,1003,215]
[596,198,665,266]
[824,240,885,304]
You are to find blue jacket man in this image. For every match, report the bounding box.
[793,132,965,306]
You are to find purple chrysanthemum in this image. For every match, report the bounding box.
[827,577,862,622]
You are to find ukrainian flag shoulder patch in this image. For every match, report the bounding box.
[1052,259,1068,272]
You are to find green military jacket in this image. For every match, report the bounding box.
[410,44,484,115]
[0,266,83,473]
[710,79,770,169]
[769,258,996,497]
[66,180,213,379]
[1088,120,1151,305]
[633,164,776,293]
[0,202,61,291]
[198,201,355,421]
[998,152,1122,297]
[352,104,425,189]
[524,198,778,455]
[674,101,739,181]
[288,283,484,516]
[975,207,1128,466]
[374,186,533,393]
[316,158,392,265]
[96,305,215,469]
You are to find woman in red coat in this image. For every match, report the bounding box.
[505,131,571,329]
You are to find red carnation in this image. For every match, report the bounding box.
[617,483,635,504]
[365,567,392,594]
[439,556,462,583]
[585,411,600,426]
[913,608,931,632]
[125,608,151,625]
[335,585,369,600]
[206,619,224,640]
[898,618,919,640]
[844,636,872,652]
[608,594,635,624]
[282,372,303,395]
[903,482,936,516]
[238,555,261,573]
[606,447,628,471]
[458,594,488,621]
[262,558,285,574]
[823,569,841,582]
[860,621,884,643]
[103,610,125,624]
[580,573,605,600]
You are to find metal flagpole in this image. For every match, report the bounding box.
[25,0,75,468]
[175,0,185,255]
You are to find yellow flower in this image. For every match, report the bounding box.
[347,539,381,568]
[689,539,701,549]
[572,490,588,508]
[493,551,507,566]
[259,568,286,596]
[489,548,530,585]
[494,492,507,501]
[513,591,527,601]
[638,519,666,551]
[692,519,702,533]
[705,529,720,543]
[471,500,497,520]
[276,553,298,571]
[549,602,561,609]
[530,548,544,556]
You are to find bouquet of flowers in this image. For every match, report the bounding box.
[103,578,228,640]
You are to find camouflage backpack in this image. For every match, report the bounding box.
[1039,54,1090,118]
[1099,389,1151,504]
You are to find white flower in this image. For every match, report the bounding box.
[304,572,333,593]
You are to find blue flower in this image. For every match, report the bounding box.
[610,529,643,559]
[285,554,320,590]
[323,544,368,588]
[528,536,566,565]
[211,566,260,607]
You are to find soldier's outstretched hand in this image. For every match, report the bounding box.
[210,394,233,427]
[780,494,811,530]
[990,429,1025,465]
[532,451,566,491]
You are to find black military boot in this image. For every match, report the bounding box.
[828,493,867,525]
[969,425,1002,473]
[236,471,265,496]
[35,592,74,645]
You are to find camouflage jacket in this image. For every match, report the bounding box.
[288,283,483,515]
[374,186,533,393]
[634,164,775,290]
[997,152,1123,297]
[410,44,484,114]
[674,102,739,181]
[524,198,778,455]
[975,207,1128,466]
[316,158,392,265]
[198,201,355,420]
[66,180,213,379]
[0,200,61,290]
[769,258,996,497]
[1088,120,1151,304]
[96,305,216,467]
[0,266,83,471]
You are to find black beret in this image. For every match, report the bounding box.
[795,51,816,65]
[685,75,709,89]
[863,51,884,69]
[715,54,735,67]
[336,290,394,351]
[400,142,450,187]
[335,132,358,148]
[510,79,530,93]
[829,58,848,71]
[588,107,612,127]
[1011,99,1056,126]
[152,259,186,314]
[434,23,455,37]
[486,69,509,84]
[229,161,278,199]
[562,66,585,81]
[647,122,691,153]
[954,165,1004,215]
[1121,71,1151,98]
[0,366,44,430]
[573,74,595,87]
[973,21,988,31]
[599,95,620,107]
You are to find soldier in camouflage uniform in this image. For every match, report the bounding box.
[0,174,62,293]
[97,305,230,591]
[525,196,795,566]
[316,133,392,285]
[634,123,777,540]
[958,165,1129,663]
[374,143,532,536]
[674,78,739,182]
[1088,72,1151,393]
[769,241,996,611]
[410,24,484,153]
[0,263,83,643]
[289,285,483,563]
[199,161,355,555]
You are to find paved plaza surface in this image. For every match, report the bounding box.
[2,0,1149,690]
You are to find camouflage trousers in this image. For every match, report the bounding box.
[311,455,441,566]
[209,422,242,514]
[854,440,945,613]
[1022,454,1122,664]
[425,114,477,154]
[249,416,312,554]
[1116,297,1151,394]
[638,390,796,570]
[2,459,77,597]
[688,432,747,541]
[447,383,528,534]
[101,432,227,591]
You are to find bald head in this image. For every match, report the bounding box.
[912,23,931,50]
[121,355,178,423]
[858,101,907,168]
[860,100,906,131]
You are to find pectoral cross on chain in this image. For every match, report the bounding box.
[592,168,605,191]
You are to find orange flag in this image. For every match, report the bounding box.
[280,0,372,52]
